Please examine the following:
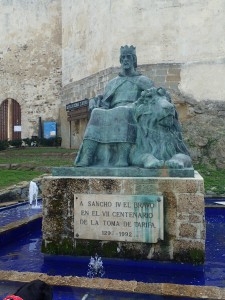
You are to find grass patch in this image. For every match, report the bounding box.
[0,169,44,189]
[0,147,77,190]
[0,156,73,166]
[0,147,76,167]
[1,147,76,155]
[0,148,224,195]
[194,164,225,195]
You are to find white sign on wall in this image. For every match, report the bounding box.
[14,125,21,132]
[74,194,164,243]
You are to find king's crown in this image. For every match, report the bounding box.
[120,45,136,56]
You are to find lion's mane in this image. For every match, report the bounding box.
[130,87,190,165]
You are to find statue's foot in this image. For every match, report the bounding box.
[144,158,164,169]
[165,159,184,169]
[115,160,129,167]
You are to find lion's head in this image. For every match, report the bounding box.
[133,87,190,161]
[134,87,178,128]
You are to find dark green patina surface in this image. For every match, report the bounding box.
[75,46,193,175]
[52,166,194,178]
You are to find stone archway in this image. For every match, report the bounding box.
[0,99,21,140]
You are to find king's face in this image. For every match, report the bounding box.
[120,53,134,70]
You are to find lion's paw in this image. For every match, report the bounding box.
[165,159,184,169]
[144,158,164,169]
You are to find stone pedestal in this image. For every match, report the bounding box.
[42,171,205,263]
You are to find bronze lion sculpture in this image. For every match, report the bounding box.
[130,87,192,169]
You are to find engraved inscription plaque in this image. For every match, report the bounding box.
[74,194,163,243]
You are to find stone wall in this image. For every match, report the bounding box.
[0,0,62,139]
[62,0,225,84]
[42,173,205,263]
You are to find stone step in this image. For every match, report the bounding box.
[0,200,19,208]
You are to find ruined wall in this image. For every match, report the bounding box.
[61,0,225,168]
[0,0,62,139]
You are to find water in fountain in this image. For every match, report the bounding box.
[87,254,105,278]
[82,254,105,299]
[29,181,40,209]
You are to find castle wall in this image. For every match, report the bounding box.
[61,0,225,168]
[0,0,62,139]
[62,0,225,86]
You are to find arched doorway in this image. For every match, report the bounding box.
[0,99,21,140]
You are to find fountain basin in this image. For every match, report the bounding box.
[0,200,42,227]
[0,199,225,299]
[0,277,211,300]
